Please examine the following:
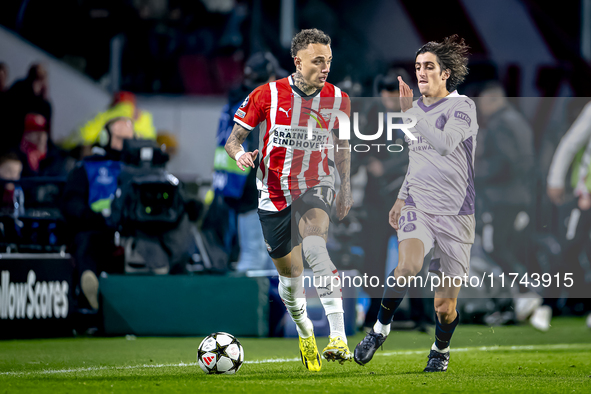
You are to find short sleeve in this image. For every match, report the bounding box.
[233,85,268,130]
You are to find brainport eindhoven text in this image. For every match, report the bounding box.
[271,129,405,152]
[295,111,416,152]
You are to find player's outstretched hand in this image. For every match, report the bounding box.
[335,191,353,221]
[389,198,406,230]
[236,149,259,171]
[398,76,413,112]
[579,194,591,210]
[546,186,564,205]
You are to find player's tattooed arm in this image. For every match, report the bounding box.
[293,70,318,96]
[225,123,259,171]
[225,123,250,158]
[333,133,353,220]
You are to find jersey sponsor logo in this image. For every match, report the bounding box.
[272,126,330,150]
[408,135,434,152]
[403,223,416,232]
[454,111,471,126]
[279,107,291,117]
[240,96,249,108]
[236,109,246,118]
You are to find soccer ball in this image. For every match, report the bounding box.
[197,332,244,374]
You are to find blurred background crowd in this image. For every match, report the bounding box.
[1,0,591,335]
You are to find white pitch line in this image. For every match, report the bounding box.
[378,343,591,357]
[1,343,590,377]
[0,362,201,377]
[244,357,300,364]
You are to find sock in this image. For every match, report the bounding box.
[302,236,345,337]
[432,342,449,353]
[278,275,313,338]
[327,312,347,343]
[296,318,314,339]
[377,268,409,325]
[434,310,459,351]
[373,320,390,337]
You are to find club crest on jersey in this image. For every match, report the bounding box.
[240,96,249,109]
[302,107,330,131]
[403,223,416,232]
[435,114,447,130]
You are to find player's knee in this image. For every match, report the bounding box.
[435,301,457,323]
[276,265,303,278]
[395,263,421,281]
[302,224,328,241]
[274,257,303,278]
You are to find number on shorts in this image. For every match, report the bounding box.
[326,188,334,205]
[407,211,417,222]
[313,187,333,206]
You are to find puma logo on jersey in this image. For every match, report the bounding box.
[279,107,291,117]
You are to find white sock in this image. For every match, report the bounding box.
[278,275,313,338]
[302,235,345,315]
[373,320,390,337]
[296,317,314,338]
[327,312,347,343]
[431,342,450,353]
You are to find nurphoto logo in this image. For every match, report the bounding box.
[302,104,418,153]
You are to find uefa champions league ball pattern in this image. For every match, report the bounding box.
[197,332,244,374]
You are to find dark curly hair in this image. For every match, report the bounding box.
[291,28,331,58]
[415,35,470,92]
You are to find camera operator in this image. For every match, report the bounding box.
[61,117,135,310]
[212,52,279,272]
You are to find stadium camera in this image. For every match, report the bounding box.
[121,139,170,167]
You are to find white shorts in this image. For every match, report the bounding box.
[397,205,475,279]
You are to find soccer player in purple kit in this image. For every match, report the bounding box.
[354,35,477,372]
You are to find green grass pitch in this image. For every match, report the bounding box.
[1,317,590,393]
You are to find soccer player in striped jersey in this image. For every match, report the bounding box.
[354,35,477,372]
[225,28,353,371]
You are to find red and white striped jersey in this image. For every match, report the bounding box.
[233,75,350,212]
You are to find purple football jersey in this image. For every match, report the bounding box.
[397,91,479,215]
